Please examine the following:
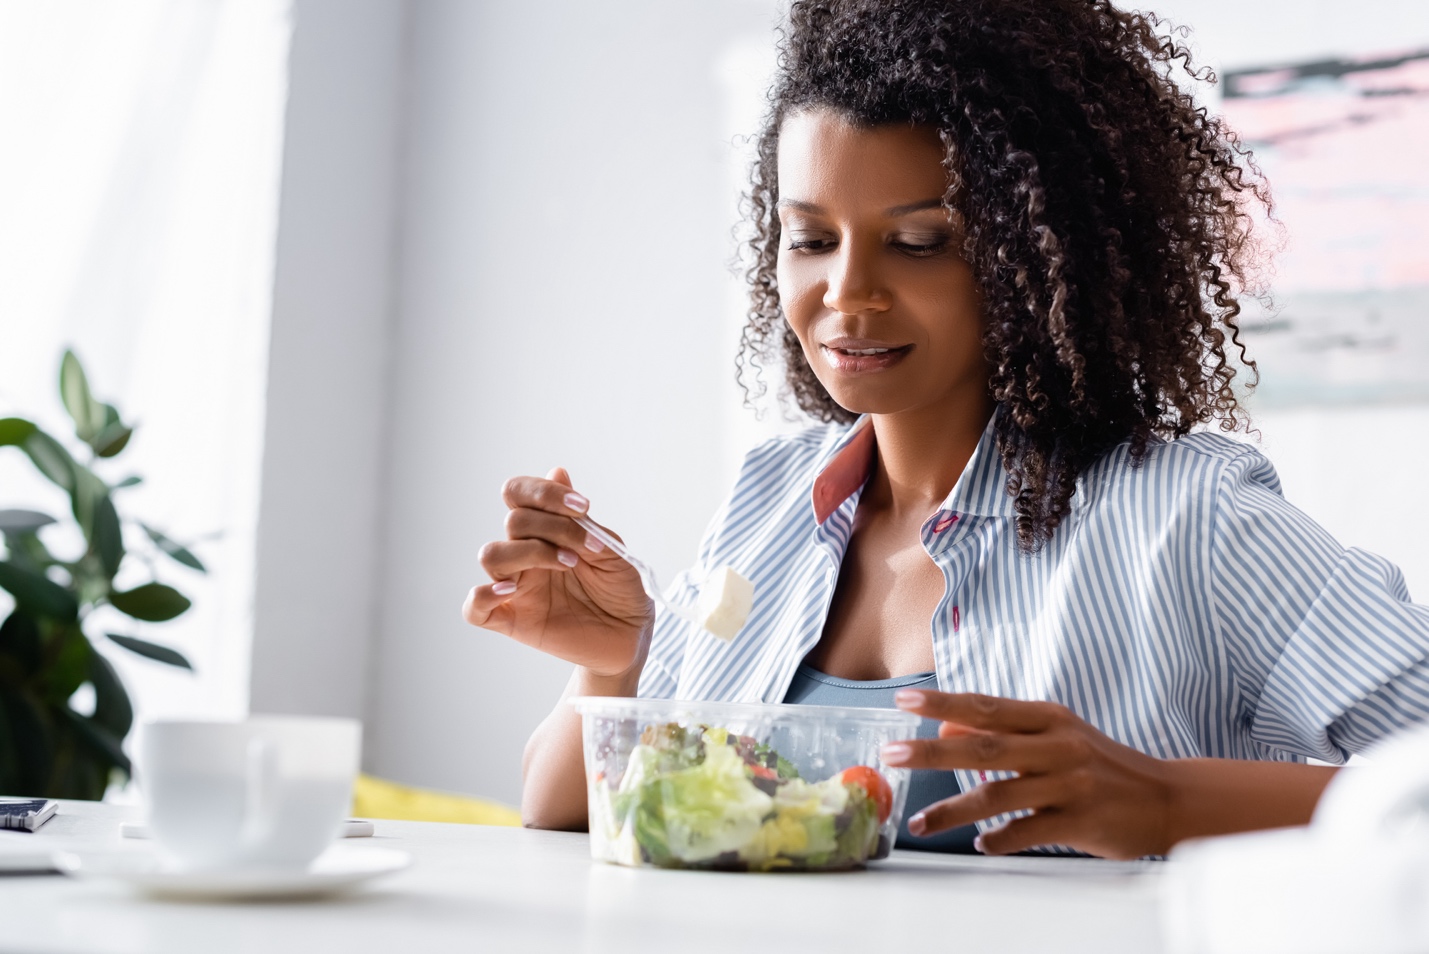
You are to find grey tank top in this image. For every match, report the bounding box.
[782,664,979,853]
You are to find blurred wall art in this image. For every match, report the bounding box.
[1224,47,1429,406]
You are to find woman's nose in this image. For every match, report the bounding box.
[823,238,890,315]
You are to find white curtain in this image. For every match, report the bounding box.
[0,0,292,731]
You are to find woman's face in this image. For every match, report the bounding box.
[775,109,989,421]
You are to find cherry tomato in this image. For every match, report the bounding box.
[839,766,892,824]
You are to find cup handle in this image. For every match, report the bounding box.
[239,737,279,851]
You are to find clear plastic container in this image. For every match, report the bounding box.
[571,696,921,872]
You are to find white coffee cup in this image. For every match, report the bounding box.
[139,715,361,871]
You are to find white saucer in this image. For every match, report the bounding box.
[56,843,412,900]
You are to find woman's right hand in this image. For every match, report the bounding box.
[462,467,653,678]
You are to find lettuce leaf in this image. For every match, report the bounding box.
[654,742,773,862]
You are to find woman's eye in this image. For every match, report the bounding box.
[785,235,835,252]
[893,235,951,256]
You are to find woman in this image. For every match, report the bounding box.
[463,0,1429,859]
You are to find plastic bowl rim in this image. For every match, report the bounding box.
[568,695,922,729]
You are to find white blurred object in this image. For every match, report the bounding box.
[1163,721,1429,954]
[0,830,59,874]
[120,818,373,839]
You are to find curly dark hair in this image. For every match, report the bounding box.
[738,0,1269,551]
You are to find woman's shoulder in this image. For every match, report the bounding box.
[1082,429,1283,501]
[687,420,852,564]
[734,418,858,480]
[1151,430,1272,467]
[703,419,859,531]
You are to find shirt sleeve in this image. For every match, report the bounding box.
[1327,653,1429,754]
[1210,448,1429,763]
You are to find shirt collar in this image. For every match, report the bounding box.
[809,409,1014,524]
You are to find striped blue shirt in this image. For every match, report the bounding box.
[638,411,1429,824]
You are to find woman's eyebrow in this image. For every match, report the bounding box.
[776,197,946,215]
[884,197,946,216]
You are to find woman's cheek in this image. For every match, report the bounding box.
[776,257,818,341]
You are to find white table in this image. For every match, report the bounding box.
[1,800,1166,953]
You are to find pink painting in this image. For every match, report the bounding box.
[1221,48,1429,405]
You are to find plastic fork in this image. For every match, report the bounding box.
[572,515,703,628]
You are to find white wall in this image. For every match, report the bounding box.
[363,0,779,803]
[248,0,407,732]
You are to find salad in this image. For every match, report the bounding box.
[590,722,894,871]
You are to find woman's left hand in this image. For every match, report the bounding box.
[882,689,1174,859]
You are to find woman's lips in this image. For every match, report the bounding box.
[820,342,913,373]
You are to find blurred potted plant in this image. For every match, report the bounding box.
[0,351,202,799]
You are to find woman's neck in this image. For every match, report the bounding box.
[864,398,995,520]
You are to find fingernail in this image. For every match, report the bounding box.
[894,689,925,708]
[973,834,986,854]
[908,813,927,836]
[881,743,912,765]
[492,580,516,595]
[557,549,579,567]
[584,532,604,553]
[564,493,589,513]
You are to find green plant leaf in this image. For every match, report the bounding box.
[0,610,43,676]
[0,417,38,447]
[108,583,190,622]
[4,532,52,575]
[92,423,133,458]
[0,512,60,577]
[0,693,18,795]
[60,350,92,432]
[88,649,133,739]
[60,350,106,442]
[112,475,142,489]
[20,429,76,493]
[43,625,90,703]
[88,403,134,457]
[70,466,108,540]
[0,509,57,534]
[46,731,111,800]
[60,706,131,776]
[106,633,193,669]
[0,562,79,621]
[2,688,53,794]
[93,496,124,578]
[140,523,206,573]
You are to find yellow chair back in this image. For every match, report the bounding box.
[352,773,521,827]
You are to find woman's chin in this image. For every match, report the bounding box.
[821,383,987,423]
[820,386,919,418]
